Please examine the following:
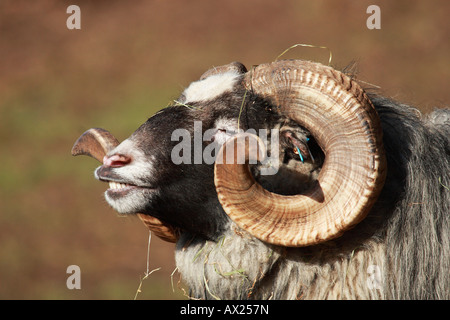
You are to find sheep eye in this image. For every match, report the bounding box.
[209,129,225,143]
[209,128,236,145]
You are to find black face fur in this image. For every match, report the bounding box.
[126,91,287,240]
[96,76,324,241]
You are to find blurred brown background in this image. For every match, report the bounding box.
[0,0,448,299]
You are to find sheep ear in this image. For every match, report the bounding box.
[200,61,247,80]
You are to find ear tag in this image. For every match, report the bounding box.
[295,146,304,163]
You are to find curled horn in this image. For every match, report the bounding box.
[71,128,119,160]
[214,60,387,247]
[71,128,179,243]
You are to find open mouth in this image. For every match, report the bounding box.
[95,166,148,197]
[107,181,140,198]
[94,166,158,214]
[100,177,157,214]
[103,179,157,200]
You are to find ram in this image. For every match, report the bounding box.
[72,60,449,299]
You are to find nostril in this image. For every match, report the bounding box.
[103,154,132,168]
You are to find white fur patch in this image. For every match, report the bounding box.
[182,71,241,103]
[104,186,156,215]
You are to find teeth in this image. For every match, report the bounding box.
[109,182,129,189]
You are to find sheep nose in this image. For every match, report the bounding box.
[103,154,131,168]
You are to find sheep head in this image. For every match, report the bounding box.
[72,59,387,247]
